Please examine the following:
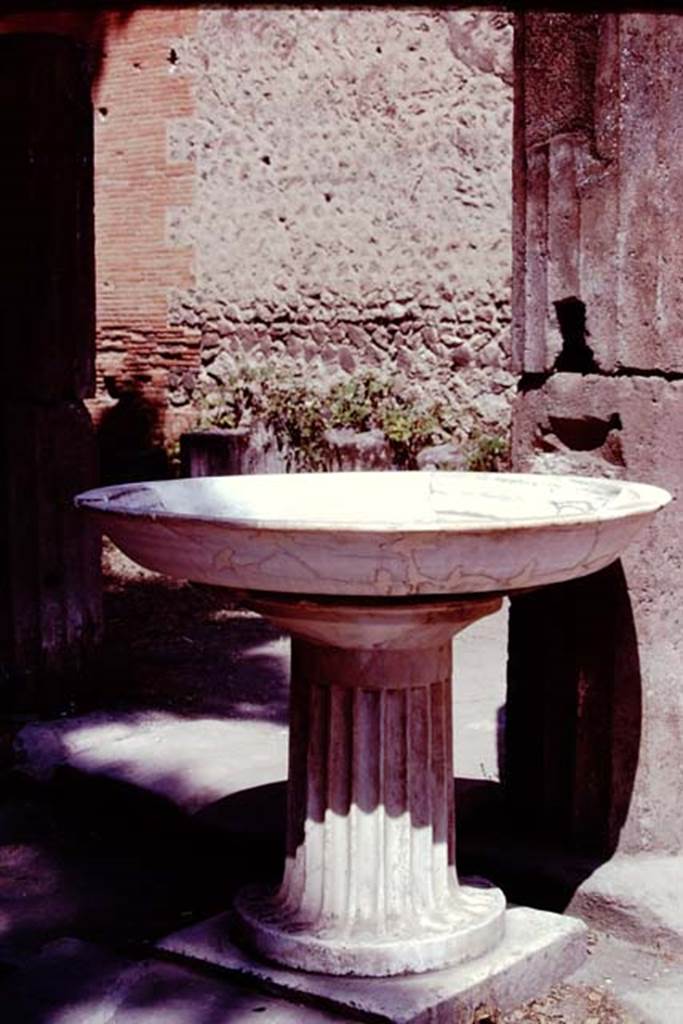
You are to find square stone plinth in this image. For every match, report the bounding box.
[157,907,587,1024]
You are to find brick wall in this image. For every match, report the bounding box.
[93,9,198,437]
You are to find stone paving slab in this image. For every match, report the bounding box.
[569,930,683,1024]
[0,937,349,1024]
[568,853,683,955]
[4,927,681,1024]
[620,977,683,1024]
[158,906,588,1024]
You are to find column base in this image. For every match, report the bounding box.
[157,906,588,1023]
[234,877,505,977]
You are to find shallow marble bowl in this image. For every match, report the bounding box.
[75,471,671,598]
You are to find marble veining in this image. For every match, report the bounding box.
[75,471,670,599]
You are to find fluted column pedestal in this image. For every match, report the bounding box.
[234,592,505,977]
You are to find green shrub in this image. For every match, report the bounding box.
[465,432,510,472]
[192,361,508,472]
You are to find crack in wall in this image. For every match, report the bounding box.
[518,296,683,391]
[553,296,599,374]
[519,366,683,394]
[614,366,683,383]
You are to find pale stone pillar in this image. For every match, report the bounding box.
[508,12,683,945]
[234,593,505,976]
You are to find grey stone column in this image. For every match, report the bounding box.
[508,12,683,947]
[0,35,101,712]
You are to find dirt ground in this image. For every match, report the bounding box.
[500,983,634,1024]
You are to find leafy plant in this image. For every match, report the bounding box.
[165,438,181,475]
[191,360,508,473]
[326,372,394,432]
[377,404,442,468]
[465,432,510,472]
[262,376,329,471]
[195,365,267,429]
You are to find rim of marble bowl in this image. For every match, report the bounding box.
[74,471,672,536]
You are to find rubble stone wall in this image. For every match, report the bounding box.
[0,7,514,446]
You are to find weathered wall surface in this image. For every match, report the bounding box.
[508,12,683,940]
[512,13,683,377]
[0,7,513,445]
[163,7,514,437]
[93,9,198,417]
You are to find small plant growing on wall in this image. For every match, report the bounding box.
[195,364,268,430]
[465,431,510,472]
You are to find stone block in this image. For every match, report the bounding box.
[508,374,683,856]
[323,427,393,471]
[0,34,95,401]
[0,401,101,711]
[568,853,683,954]
[1,937,343,1024]
[616,16,683,375]
[158,907,587,1024]
[180,428,251,477]
[416,442,466,472]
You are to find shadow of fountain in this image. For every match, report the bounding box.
[0,767,297,1024]
[75,559,291,724]
[458,560,642,911]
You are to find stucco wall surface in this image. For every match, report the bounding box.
[166,7,513,436]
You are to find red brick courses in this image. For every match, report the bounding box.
[93,10,198,434]
[0,9,199,438]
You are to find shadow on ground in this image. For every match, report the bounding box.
[0,544,304,1019]
[79,541,290,725]
[0,546,638,1022]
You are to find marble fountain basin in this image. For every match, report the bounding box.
[76,471,670,979]
[75,471,670,599]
